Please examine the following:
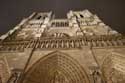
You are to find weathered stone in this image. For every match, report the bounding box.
[0,10,124,83]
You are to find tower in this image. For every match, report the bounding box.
[0,10,125,83]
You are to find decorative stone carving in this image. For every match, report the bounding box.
[90,66,104,83]
[0,57,10,83]
[0,10,124,83]
[21,51,90,83]
[7,69,22,83]
[102,53,125,83]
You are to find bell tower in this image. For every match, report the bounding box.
[0,10,125,83]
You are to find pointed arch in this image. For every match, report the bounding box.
[22,51,90,83]
[0,56,10,83]
[101,52,125,83]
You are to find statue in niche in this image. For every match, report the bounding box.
[92,68,104,83]
[7,72,19,83]
[107,68,125,83]
[106,69,114,83]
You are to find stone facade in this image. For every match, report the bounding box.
[0,10,125,83]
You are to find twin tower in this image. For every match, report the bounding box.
[0,10,125,83]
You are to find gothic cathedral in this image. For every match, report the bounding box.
[0,10,125,83]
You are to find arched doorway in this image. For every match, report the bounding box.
[102,53,125,83]
[22,51,90,83]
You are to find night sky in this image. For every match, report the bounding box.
[0,0,125,35]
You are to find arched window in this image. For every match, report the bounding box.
[80,14,84,18]
[36,16,42,19]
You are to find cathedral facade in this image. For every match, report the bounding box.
[0,10,125,83]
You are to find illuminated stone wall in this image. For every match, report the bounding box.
[0,10,124,83]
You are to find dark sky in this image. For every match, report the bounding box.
[0,0,125,35]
